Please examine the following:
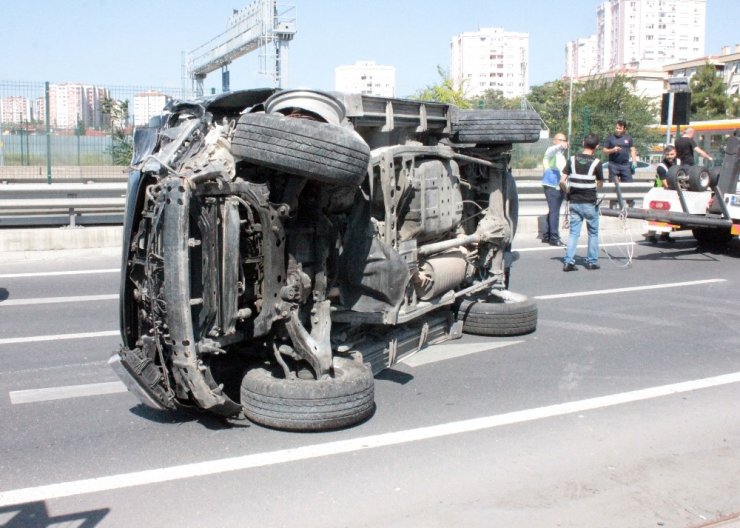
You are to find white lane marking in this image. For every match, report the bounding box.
[1,370,739,507]
[0,331,119,346]
[515,242,634,253]
[0,269,118,279]
[10,382,126,404]
[5,360,108,376]
[534,279,726,300]
[0,294,118,307]
[539,320,623,336]
[401,341,522,367]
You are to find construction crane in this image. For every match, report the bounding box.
[182,0,297,97]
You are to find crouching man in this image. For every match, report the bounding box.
[560,133,604,271]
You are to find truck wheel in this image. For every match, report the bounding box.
[456,292,537,336]
[232,113,371,186]
[665,165,688,191]
[240,357,375,431]
[692,227,733,248]
[452,110,541,144]
[708,167,721,187]
[687,166,709,191]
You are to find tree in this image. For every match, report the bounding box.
[527,75,660,157]
[526,79,571,136]
[101,97,133,166]
[75,116,86,137]
[470,89,521,110]
[572,75,660,155]
[690,63,732,120]
[413,66,471,108]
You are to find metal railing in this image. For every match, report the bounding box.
[0,174,654,228]
[0,182,126,227]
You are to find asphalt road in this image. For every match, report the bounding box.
[1,231,739,528]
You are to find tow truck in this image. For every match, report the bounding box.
[601,133,740,247]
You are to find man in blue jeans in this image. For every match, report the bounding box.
[603,119,637,208]
[560,133,604,271]
[541,133,568,246]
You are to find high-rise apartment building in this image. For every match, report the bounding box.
[133,91,172,126]
[567,0,706,78]
[48,83,110,130]
[0,96,31,125]
[450,27,529,99]
[565,36,599,78]
[334,61,396,97]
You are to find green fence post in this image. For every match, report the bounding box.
[19,121,25,165]
[76,114,81,166]
[45,82,52,184]
[583,106,590,137]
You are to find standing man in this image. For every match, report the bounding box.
[645,145,677,243]
[541,132,568,246]
[603,119,638,208]
[675,127,713,166]
[560,133,604,271]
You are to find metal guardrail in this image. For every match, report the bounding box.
[517,181,652,201]
[0,182,126,227]
[0,176,654,229]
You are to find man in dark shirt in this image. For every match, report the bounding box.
[603,119,638,208]
[675,127,713,166]
[560,133,604,271]
[646,145,677,244]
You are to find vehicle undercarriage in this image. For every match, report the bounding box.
[111,88,541,431]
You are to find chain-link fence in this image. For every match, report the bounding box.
[2,80,731,180]
[0,80,182,176]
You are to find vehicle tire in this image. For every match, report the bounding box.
[451,109,541,145]
[232,113,371,186]
[687,166,710,191]
[456,292,537,336]
[692,227,733,248]
[708,167,721,188]
[240,357,375,431]
[665,165,688,190]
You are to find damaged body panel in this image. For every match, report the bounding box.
[111,88,540,431]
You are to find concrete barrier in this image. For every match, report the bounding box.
[0,225,123,252]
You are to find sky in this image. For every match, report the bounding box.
[2,0,738,98]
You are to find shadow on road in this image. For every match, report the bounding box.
[632,237,740,261]
[376,368,414,385]
[0,288,8,301]
[129,404,251,431]
[0,501,109,527]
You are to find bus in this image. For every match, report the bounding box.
[649,119,740,164]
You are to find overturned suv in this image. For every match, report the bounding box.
[110,88,541,431]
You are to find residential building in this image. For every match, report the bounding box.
[567,0,706,79]
[573,67,667,100]
[0,96,31,125]
[133,91,172,126]
[48,83,110,130]
[450,27,529,99]
[664,44,740,97]
[334,61,396,97]
[566,35,599,78]
[34,97,45,123]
